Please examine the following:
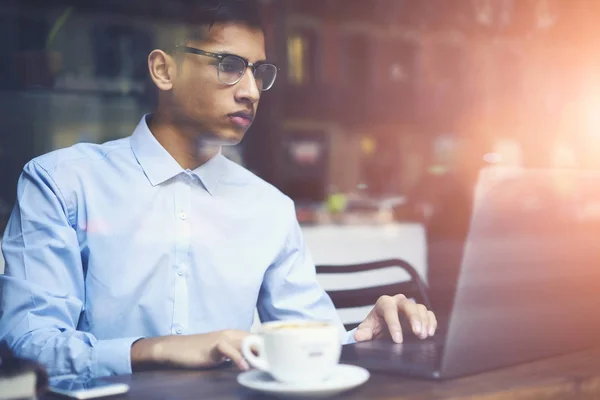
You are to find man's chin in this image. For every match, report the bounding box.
[197,130,245,146]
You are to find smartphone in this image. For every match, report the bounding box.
[48,377,130,399]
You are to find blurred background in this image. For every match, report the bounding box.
[2,0,600,297]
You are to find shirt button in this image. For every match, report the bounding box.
[179,212,188,220]
[176,264,186,276]
[175,326,184,335]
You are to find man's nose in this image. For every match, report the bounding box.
[234,69,261,104]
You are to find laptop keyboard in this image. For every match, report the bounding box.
[342,337,443,376]
[396,340,441,367]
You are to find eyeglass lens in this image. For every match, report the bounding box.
[218,55,277,91]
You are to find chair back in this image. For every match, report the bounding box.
[316,258,431,331]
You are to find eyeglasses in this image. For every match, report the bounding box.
[175,46,278,91]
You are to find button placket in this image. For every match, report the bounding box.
[172,175,192,336]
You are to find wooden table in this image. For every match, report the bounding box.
[42,347,600,400]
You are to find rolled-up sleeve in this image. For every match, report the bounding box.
[257,198,351,344]
[0,161,139,378]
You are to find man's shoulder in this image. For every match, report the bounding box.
[30,137,131,176]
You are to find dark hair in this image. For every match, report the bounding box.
[183,0,263,43]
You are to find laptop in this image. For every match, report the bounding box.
[341,166,600,379]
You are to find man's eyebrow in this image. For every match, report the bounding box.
[214,50,268,63]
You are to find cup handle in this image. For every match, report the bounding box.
[241,335,270,372]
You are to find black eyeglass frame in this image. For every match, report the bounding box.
[174,45,278,91]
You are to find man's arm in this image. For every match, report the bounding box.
[0,161,140,378]
[256,198,353,343]
[129,330,250,372]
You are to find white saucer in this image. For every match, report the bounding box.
[237,364,370,398]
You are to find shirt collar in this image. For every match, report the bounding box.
[130,114,225,195]
[192,150,225,195]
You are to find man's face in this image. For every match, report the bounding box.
[171,23,266,144]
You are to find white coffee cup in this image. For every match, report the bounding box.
[241,320,341,385]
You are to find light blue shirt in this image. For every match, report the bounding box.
[0,115,352,379]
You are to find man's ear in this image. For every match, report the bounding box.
[148,50,177,91]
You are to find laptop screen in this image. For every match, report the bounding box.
[440,166,600,378]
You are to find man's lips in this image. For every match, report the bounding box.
[228,111,254,128]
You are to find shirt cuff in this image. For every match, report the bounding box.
[344,328,357,345]
[93,337,143,377]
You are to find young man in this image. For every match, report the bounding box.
[0,0,436,379]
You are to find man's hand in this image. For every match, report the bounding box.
[354,295,437,343]
[131,330,250,372]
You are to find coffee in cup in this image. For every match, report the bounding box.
[241,320,341,384]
